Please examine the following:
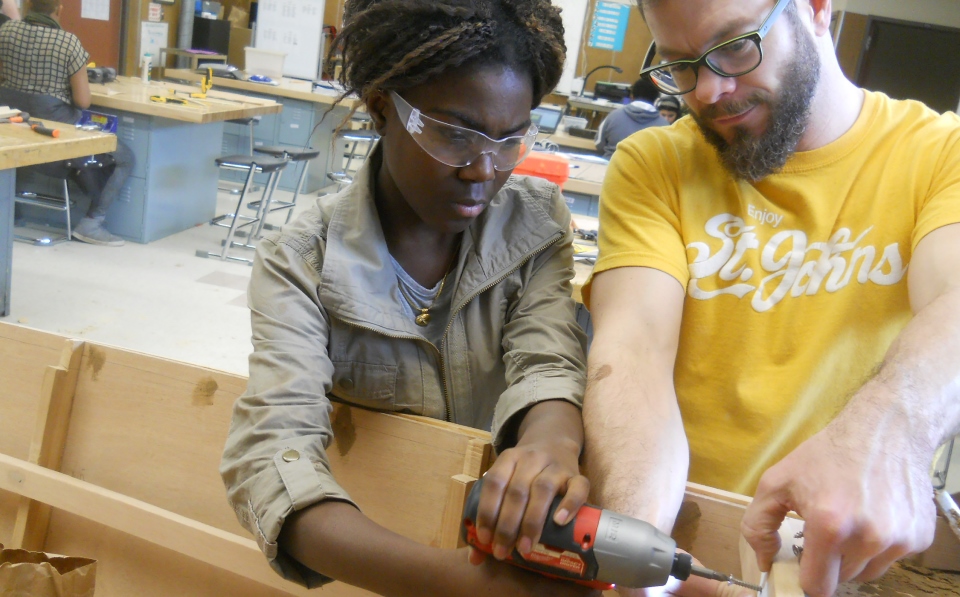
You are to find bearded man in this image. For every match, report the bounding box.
[580,1,960,596]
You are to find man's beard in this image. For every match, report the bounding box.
[691,15,820,181]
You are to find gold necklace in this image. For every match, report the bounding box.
[398,271,448,327]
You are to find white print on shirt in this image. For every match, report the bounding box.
[747,204,784,228]
[687,214,907,313]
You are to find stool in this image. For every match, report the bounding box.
[219,117,261,195]
[14,156,108,246]
[250,145,321,227]
[228,117,260,155]
[327,129,379,190]
[196,155,288,264]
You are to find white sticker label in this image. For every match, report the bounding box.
[406,109,424,135]
[122,116,134,123]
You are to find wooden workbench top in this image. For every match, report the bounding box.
[0,121,116,170]
[90,76,282,124]
[164,68,360,109]
[537,129,598,152]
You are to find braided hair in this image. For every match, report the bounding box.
[331,0,566,110]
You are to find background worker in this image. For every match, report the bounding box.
[0,0,133,246]
[655,95,681,124]
[221,2,596,596]
[581,0,960,596]
[595,76,668,159]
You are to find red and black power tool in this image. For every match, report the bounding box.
[461,476,762,591]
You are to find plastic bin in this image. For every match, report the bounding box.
[244,47,286,79]
[513,152,570,187]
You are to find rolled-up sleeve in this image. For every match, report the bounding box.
[492,185,588,450]
[220,233,355,588]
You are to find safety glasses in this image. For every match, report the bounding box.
[389,91,538,171]
[640,0,792,95]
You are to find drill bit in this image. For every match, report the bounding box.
[690,563,763,593]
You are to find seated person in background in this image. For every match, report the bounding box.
[655,95,681,124]
[0,0,134,246]
[595,76,668,159]
[221,1,593,596]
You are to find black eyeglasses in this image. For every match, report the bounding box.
[640,0,792,95]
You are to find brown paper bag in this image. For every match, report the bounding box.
[0,544,97,597]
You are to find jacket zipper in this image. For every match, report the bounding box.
[436,230,566,422]
[339,229,566,423]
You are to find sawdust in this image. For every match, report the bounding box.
[835,562,960,596]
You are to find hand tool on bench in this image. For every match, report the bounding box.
[462,476,762,592]
[150,95,190,105]
[0,112,27,124]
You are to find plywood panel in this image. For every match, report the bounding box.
[0,325,68,547]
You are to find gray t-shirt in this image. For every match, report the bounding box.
[390,254,453,347]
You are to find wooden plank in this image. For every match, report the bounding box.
[462,439,493,477]
[440,474,476,549]
[10,339,84,550]
[0,324,70,546]
[0,123,116,170]
[0,452,312,596]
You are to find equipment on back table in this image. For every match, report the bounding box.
[462,476,762,592]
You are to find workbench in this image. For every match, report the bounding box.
[16,77,281,244]
[0,121,116,317]
[537,129,599,152]
[165,68,358,195]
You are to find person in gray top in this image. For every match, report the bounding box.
[220,2,594,596]
[595,77,669,159]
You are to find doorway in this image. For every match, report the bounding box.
[856,17,960,114]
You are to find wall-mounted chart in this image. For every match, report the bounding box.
[254,0,326,80]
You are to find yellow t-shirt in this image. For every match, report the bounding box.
[584,91,960,495]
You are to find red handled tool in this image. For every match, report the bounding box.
[461,476,762,592]
[30,122,60,138]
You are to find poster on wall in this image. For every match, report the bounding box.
[254,0,326,80]
[589,1,630,52]
[80,0,110,21]
[140,21,168,66]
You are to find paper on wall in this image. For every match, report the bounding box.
[81,0,110,20]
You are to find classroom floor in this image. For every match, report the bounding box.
[4,184,960,494]
[5,185,325,376]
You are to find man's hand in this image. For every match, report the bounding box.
[741,403,937,597]
[473,401,590,561]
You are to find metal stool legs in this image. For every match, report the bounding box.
[14,176,74,246]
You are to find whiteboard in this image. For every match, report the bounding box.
[254,0,326,80]
[553,0,589,95]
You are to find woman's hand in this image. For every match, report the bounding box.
[473,400,591,560]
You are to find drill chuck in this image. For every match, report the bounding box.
[592,509,680,587]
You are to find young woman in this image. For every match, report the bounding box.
[221,2,593,595]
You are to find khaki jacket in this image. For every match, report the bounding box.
[220,151,587,586]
